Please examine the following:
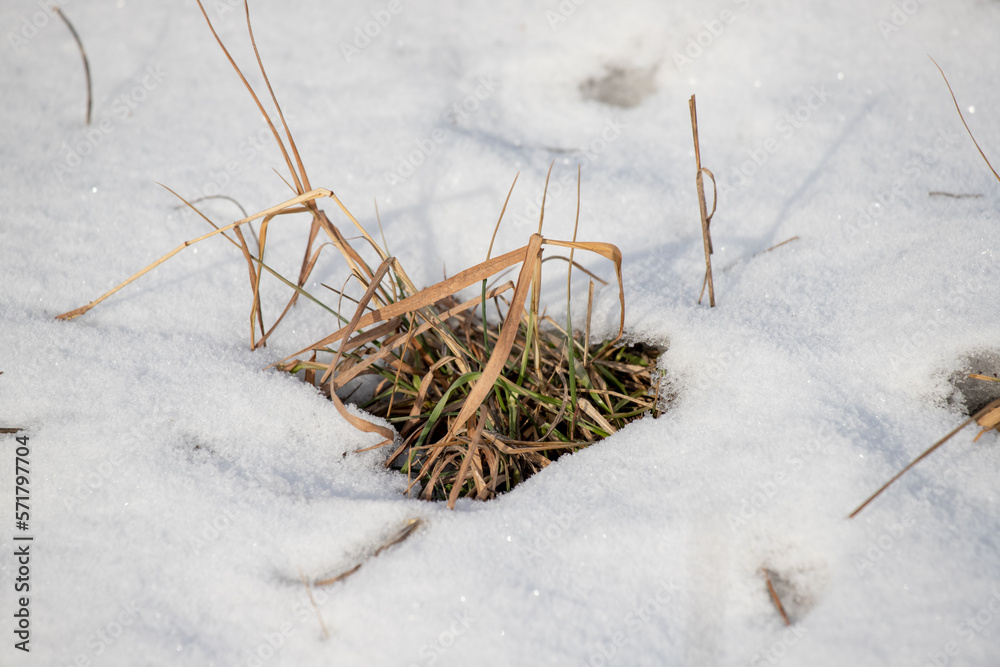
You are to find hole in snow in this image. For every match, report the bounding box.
[579,64,658,109]
[947,349,1000,417]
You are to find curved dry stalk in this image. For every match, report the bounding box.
[54,6,91,125]
[324,258,397,443]
[55,189,333,321]
[930,56,999,183]
[193,0,304,195]
[242,0,311,193]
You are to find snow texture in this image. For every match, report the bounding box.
[2,0,999,665]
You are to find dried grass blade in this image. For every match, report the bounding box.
[448,410,487,509]
[847,398,1000,518]
[974,399,1000,440]
[543,239,625,342]
[53,6,91,125]
[327,284,513,390]
[443,235,544,443]
[249,212,275,348]
[577,397,617,435]
[763,568,791,626]
[930,57,999,183]
[327,192,391,263]
[273,245,535,367]
[56,189,332,320]
[373,518,423,557]
[232,224,266,348]
[323,259,396,442]
[242,0,311,192]
[194,0,304,195]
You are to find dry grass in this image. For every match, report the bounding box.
[689,94,717,307]
[54,6,91,125]
[55,1,664,507]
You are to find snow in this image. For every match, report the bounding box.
[2,0,999,665]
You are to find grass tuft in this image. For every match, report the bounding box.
[54,0,665,507]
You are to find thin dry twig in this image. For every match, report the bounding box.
[930,57,1000,184]
[763,236,800,254]
[848,398,1000,518]
[928,191,983,199]
[689,94,718,307]
[297,570,330,639]
[54,6,91,125]
[763,568,791,626]
[55,188,332,320]
[315,518,423,586]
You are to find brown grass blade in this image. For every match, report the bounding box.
[324,258,397,442]
[930,56,999,183]
[53,6,91,125]
[297,570,330,639]
[847,398,1000,518]
[543,239,625,342]
[974,400,1000,440]
[689,94,717,307]
[763,568,791,626]
[448,410,487,509]
[194,0,304,195]
[231,224,266,347]
[242,0,311,192]
[272,244,540,367]
[443,234,544,442]
[56,189,333,320]
[323,284,514,390]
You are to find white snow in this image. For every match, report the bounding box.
[2,0,1000,665]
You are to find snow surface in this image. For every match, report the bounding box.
[2,0,1000,665]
